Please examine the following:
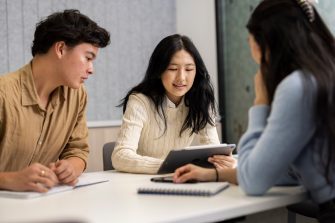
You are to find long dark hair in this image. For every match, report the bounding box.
[120,34,216,136]
[247,0,335,183]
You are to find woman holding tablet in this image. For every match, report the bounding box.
[173,0,335,221]
[112,34,237,174]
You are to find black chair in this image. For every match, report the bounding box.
[287,200,319,223]
[102,142,116,171]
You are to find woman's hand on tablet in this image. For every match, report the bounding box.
[208,154,237,169]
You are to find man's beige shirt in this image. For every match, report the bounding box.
[0,63,89,171]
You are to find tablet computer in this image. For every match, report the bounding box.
[157,144,236,174]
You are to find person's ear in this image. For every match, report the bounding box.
[54,41,67,59]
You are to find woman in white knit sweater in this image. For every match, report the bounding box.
[112,34,236,174]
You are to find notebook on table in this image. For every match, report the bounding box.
[157,143,236,174]
[0,172,109,199]
[138,181,229,196]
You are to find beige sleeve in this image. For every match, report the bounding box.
[0,94,3,140]
[60,86,89,169]
[112,94,162,174]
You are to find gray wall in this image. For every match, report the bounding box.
[0,0,176,122]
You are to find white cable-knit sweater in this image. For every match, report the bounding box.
[112,93,220,174]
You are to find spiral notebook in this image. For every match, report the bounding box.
[138,182,229,196]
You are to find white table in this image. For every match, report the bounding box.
[0,171,307,223]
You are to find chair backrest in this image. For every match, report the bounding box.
[102,142,116,171]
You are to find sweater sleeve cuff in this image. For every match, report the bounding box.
[248,105,270,130]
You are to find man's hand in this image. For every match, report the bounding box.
[49,157,85,186]
[49,160,78,186]
[0,163,58,192]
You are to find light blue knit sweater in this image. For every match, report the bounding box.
[237,70,335,203]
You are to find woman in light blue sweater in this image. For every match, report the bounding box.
[173,0,335,222]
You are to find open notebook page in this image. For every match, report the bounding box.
[0,172,109,199]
